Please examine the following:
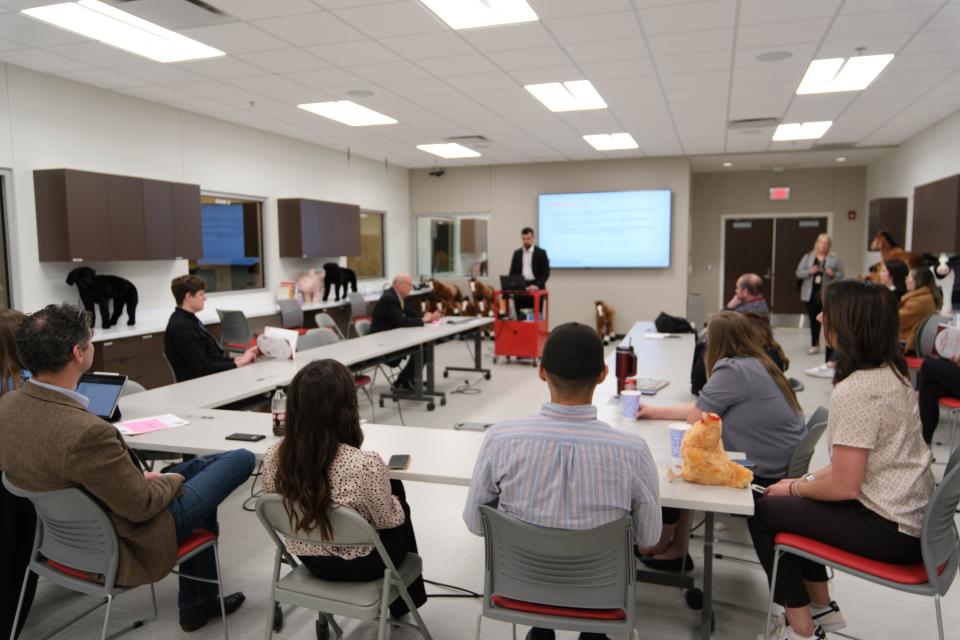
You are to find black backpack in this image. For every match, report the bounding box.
[655,312,695,334]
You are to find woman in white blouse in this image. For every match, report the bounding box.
[262,359,426,617]
[749,281,934,640]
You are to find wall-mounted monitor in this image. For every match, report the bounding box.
[538,189,672,269]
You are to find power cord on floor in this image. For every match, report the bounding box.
[450,377,484,395]
[424,579,482,599]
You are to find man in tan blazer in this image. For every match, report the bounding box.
[0,304,255,632]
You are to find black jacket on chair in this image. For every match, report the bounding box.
[509,246,550,289]
[370,288,424,334]
[164,308,236,382]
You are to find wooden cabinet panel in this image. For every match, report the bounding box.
[143,179,175,260]
[171,182,202,260]
[913,176,960,254]
[65,171,111,261]
[107,175,145,261]
[278,199,304,258]
[34,170,70,261]
[868,198,907,250]
[93,332,170,390]
[277,198,360,258]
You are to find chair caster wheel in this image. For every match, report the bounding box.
[273,605,283,632]
[684,588,703,610]
[440,398,446,406]
[492,357,499,364]
[484,372,491,380]
[427,402,436,411]
[379,399,384,408]
[443,371,449,378]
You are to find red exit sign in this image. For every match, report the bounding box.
[769,186,791,200]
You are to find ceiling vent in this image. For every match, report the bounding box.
[728,117,779,129]
[112,0,231,28]
[812,142,856,150]
[445,134,491,150]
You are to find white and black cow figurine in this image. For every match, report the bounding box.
[595,300,616,345]
[933,253,958,316]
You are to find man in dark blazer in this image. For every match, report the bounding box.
[0,305,255,632]
[509,227,550,291]
[164,275,258,382]
[371,273,440,391]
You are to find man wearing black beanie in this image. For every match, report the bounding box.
[463,322,661,640]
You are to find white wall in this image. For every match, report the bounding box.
[0,64,410,314]
[410,158,692,331]
[866,109,960,267]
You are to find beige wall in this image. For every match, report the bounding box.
[410,158,692,331]
[690,167,867,312]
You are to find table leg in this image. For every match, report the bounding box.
[443,329,492,379]
[701,511,715,639]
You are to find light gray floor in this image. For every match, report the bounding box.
[18,327,960,640]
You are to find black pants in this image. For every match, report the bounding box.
[918,357,960,444]
[0,483,37,639]
[804,297,834,361]
[299,481,427,618]
[748,497,920,607]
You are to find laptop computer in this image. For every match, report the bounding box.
[499,274,527,291]
[76,372,127,422]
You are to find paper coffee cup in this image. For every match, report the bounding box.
[620,390,641,418]
[669,423,691,461]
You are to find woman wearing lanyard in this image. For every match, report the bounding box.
[795,233,844,358]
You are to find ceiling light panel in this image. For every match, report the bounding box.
[298,101,397,126]
[419,0,538,30]
[772,121,833,141]
[583,133,638,151]
[796,55,894,94]
[22,0,224,63]
[525,80,607,112]
[416,143,481,158]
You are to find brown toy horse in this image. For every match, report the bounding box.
[595,301,616,345]
[868,231,922,281]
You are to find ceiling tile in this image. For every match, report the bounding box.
[827,7,939,40]
[666,85,729,103]
[739,0,840,26]
[404,90,475,108]
[284,67,368,88]
[657,51,730,74]
[810,35,909,58]
[379,31,474,59]
[564,38,648,63]
[460,23,557,52]
[227,74,310,93]
[927,70,960,96]
[166,79,253,98]
[56,68,148,90]
[333,1,446,38]
[175,57,267,79]
[859,68,953,99]
[724,130,774,153]
[178,23,290,54]
[379,76,452,96]
[841,0,944,15]
[201,0,320,21]
[166,98,237,115]
[660,70,727,90]
[925,4,960,31]
[43,42,146,68]
[350,60,431,82]
[578,58,656,79]
[507,64,585,84]
[732,63,806,85]
[417,54,498,77]
[253,11,364,45]
[639,0,735,34]
[306,41,400,66]
[783,93,857,122]
[118,64,207,85]
[903,28,960,54]
[733,43,818,68]
[648,28,733,56]
[528,0,632,19]
[233,48,330,73]
[445,72,519,92]
[0,48,90,73]
[487,46,572,71]
[886,51,960,73]
[738,18,831,48]
[119,85,199,104]
[0,13,87,47]
[767,139,816,151]
[544,11,642,44]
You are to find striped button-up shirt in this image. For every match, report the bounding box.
[463,403,661,546]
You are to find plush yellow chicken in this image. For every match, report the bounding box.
[681,412,753,489]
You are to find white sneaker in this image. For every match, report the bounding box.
[804,364,834,379]
[760,615,826,640]
[807,346,821,355]
[811,601,846,632]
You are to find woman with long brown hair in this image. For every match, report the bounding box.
[261,359,426,616]
[636,311,805,570]
[0,309,28,394]
[749,281,934,640]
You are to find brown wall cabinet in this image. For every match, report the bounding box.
[913,175,960,254]
[93,332,171,390]
[35,169,202,262]
[867,198,908,250]
[278,198,361,258]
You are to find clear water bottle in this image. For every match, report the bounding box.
[271,388,287,437]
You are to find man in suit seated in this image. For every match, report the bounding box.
[0,304,255,632]
[164,275,258,382]
[463,323,661,640]
[371,273,440,392]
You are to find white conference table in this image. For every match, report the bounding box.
[121,320,748,639]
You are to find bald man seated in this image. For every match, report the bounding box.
[370,274,440,392]
[725,273,770,316]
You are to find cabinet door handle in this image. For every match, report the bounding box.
[141,334,152,340]
[104,341,114,347]
[72,258,83,262]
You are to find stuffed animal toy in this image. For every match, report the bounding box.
[933,253,958,316]
[65,267,138,329]
[680,413,753,489]
[595,300,616,345]
[427,278,462,310]
[297,269,324,304]
[322,263,358,301]
[469,277,494,309]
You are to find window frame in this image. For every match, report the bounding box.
[415,212,490,279]
[194,191,268,296]
[348,209,386,280]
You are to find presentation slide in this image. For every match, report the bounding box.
[538,190,672,269]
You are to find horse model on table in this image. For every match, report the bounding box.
[867,230,923,281]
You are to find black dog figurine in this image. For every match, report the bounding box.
[66,267,138,329]
[322,263,358,301]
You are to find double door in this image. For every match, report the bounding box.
[723,216,828,314]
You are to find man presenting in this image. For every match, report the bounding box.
[463,323,661,640]
[509,227,550,291]
[0,305,255,631]
[164,275,258,382]
[370,273,440,392]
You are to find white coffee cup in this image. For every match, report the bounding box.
[668,423,691,462]
[620,390,641,418]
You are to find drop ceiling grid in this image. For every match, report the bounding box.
[0,0,951,166]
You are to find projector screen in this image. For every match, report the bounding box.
[538,189,672,269]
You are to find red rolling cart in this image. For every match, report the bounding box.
[492,289,549,365]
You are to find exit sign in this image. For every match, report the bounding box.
[769,186,791,201]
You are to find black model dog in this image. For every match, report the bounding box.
[66,267,138,329]
[322,263,358,301]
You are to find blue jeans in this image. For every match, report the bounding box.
[165,449,255,608]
